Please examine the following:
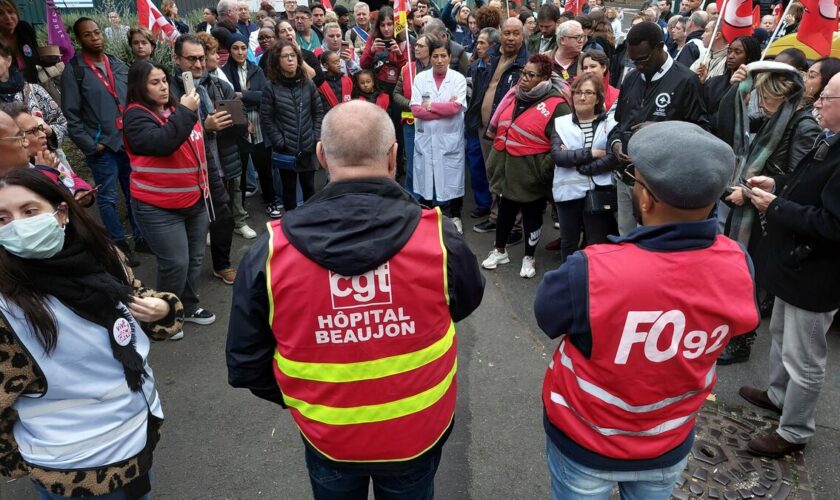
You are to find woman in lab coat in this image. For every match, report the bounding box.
[410,39,468,233]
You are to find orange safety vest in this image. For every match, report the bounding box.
[267,208,457,462]
[493,96,563,156]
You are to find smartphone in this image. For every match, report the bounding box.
[341,40,350,48]
[739,182,755,198]
[385,39,395,48]
[182,71,195,94]
[216,99,247,126]
[76,184,102,200]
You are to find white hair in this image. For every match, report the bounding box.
[217,0,237,18]
[556,20,582,38]
[355,2,370,13]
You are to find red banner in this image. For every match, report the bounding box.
[797,0,839,56]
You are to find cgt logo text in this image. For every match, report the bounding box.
[614,310,730,364]
[329,262,392,309]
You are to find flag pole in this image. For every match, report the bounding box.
[760,0,793,60]
[703,0,727,65]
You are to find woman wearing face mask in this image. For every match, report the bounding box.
[483,54,571,279]
[0,168,183,498]
[716,62,821,365]
[261,40,324,211]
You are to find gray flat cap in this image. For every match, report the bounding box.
[628,121,735,209]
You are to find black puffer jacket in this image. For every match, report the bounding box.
[260,75,324,172]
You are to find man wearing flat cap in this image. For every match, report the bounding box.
[535,122,760,498]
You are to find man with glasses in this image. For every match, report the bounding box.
[61,17,142,265]
[737,74,840,459]
[0,110,30,174]
[294,6,322,52]
[537,121,758,499]
[608,22,708,235]
[552,20,585,82]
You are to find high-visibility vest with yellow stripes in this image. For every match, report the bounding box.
[492,95,563,156]
[267,207,457,463]
[543,236,759,460]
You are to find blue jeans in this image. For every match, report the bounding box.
[304,446,441,500]
[403,122,419,199]
[85,149,141,243]
[33,472,152,499]
[465,131,491,210]
[546,438,687,500]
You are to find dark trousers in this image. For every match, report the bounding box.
[496,197,545,257]
[278,170,316,210]
[208,202,234,271]
[556,198,616,262]
[418,197,463,219]
[465,131,492,210]
[304,446,441,500]
[240,143,273,205]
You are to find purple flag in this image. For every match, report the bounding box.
[45,0,75,63]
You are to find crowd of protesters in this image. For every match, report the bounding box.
[0,0,839,497]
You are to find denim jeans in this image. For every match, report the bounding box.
[546,438,687,500]
[33,472,152,499]
[85,149,141,243]
[465,131,491,210]
[304,446,441,500]
[131,199,209,314]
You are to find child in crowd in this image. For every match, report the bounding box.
[318,51,353,110]
[353,69,390,110]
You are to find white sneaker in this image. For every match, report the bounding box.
[235,224,257,239]
[520,256,536,279]
[452,217,463,235]
[482,249,510,269]
[169,330,184,341]
[205,233,210,247]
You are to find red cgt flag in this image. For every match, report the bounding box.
[564,0,581,16]
[137,0,178,43]
[753,5,761,28]
[773,2,784,25]
[717,0,755,42]
[797,0,839,56]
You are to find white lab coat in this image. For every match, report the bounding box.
[410,68,467,202]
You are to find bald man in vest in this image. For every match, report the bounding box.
[226,101,484,499]
[535,122,759,499]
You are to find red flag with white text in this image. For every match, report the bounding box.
[719,0,755,42]
[137,0,178,43]
[322,0,333,10]
[753,5,761,28]
[797,0,839,56]
[564,0,580,16]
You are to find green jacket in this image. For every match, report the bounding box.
[487,89,570,203]
[527,33,557,55]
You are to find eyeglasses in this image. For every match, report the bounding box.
[631,52,654,65]
[0,133,26,147]
[182,55,206,64]
[280,53,297,60]
[817,93,840,105]
[573,90,597,98]
[22,125,46,136]
[521,70,545,80]
[620,164,659,201]
[562,34,587,43]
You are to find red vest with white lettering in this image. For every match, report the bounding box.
[493,95,563,156]
[267,208,457,462]
[124,104,208,210]
[543,236,759,460]
[318,76,353,108]
[357,92,390,111]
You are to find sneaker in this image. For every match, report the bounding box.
[470,206,491,218]
[206,233,211,247]
[245,188,258,198]
[507,231,523,246]
[235,224,257,239]
[520,256,536,278]
[213,268,237,285]
[266,203,283,219]
[482,249,510,269]
[473,220,497,233]
[554,222,560,229]
[185,307,216,325]
[169,330,185,341]
[451,217,463,234]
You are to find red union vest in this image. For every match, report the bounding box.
[318,76,353,108]
[493,95,563,156]
[543,236,759,460]
[125,104,208,209]
[357,92,390,111]
[267,208,457,462]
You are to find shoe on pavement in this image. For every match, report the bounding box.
[206,233,211,247]
[507,231,523,246]
[471,206,491,218]
[266,203,283,219]
[169,330,184,341]
[451,217,463,234]
[473,220,497,233]
[718,332,755,365]
[520,256,536,278]
[213,268,237,285]
[185,307,216,325]
[545,238,562,251]
[245,188,257,198]
[738,386,782,414]
[482,249,510,269]
[116,240,140,267]
[747,431,805,458]
[235,224,257,239]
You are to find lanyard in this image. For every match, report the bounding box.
[83,53,123,115]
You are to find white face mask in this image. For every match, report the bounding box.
[0,211,66,259]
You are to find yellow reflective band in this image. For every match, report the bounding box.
[434,207,450,305]
[265,223,277,324]
[283,361,457,425]
[275,322,455,383]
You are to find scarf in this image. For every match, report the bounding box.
[488,77,568,138]
[728,62,803,247]
[16,231,147,392]
[515,79,552,103]
[0,68,25,103]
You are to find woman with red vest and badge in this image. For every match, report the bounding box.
[410,39,468,234]
[317,51,353,110]
[535,121,759,499]
[124,61,218,332]
[483,53,570,279]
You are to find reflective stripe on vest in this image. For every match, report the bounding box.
[493,96,562,156]
[266,207,457,462]
[131,178,201,193]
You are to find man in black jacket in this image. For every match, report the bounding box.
[609,22,708,235]
[227,101,484,498]
[738,73,840,459]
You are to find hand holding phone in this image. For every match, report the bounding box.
[182,71,195,94]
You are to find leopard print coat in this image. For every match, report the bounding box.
[0,261,183,496]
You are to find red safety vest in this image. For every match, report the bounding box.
[357,92,390,111]
[543,236,759,460]
[267,208,457,462]
[493,96,563,156]
[318,76,353,108]
[124,104,208,209]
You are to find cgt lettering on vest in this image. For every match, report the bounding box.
[316,262,417,344]
[615,310,730,364]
